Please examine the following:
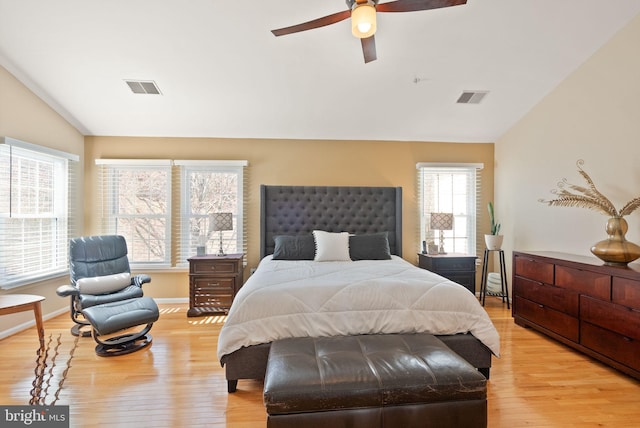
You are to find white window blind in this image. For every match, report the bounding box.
[95,159,248,268]
[95,159,172,267]
[417,163,483,256]
[175,160,247,266]
[0,137,80,289]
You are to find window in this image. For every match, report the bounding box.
[417,163,483,256]
[96,160,172,266]
[96,159,247,268]
[0,137,79,289]
[175,160,246,265]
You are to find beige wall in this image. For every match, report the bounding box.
[0,65,85,334]
[495,13,640,294]
[84,136,495,299]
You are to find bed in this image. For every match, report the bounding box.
[218,185,500,392]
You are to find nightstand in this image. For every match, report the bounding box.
[187,253,244,317]
[417,253,477,294]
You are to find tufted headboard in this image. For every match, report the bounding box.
[260,185,402,259]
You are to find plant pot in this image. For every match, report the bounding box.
[484,234,504,251]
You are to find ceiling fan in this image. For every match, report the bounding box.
[271,0,468,63]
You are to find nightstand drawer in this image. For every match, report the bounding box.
[193,277,235,291]
[433,258,475,271]
[193,292,233,309]
[191,260,238,274]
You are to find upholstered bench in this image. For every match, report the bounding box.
[263,334,487,428]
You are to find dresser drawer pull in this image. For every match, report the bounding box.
[207,282,220,287]
[538,304,544,309]
[210,266,216,271]
[623,336,633,343]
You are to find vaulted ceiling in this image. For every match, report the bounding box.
[1,0,640,142]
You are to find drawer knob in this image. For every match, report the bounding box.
[623,336,633,343]
[208,282,220,287]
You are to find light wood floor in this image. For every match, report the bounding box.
[1,297,639,427]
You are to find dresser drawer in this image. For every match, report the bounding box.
[612,277,640,310]
[514,296,579,342]
[513,276,579,317]
[581,295,640,341]
[514,255,554,284]
[581,321,640,372]
[555,266,611,300]
[190,260,239,274]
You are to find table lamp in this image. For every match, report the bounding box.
[209,212,233,256]
[430,212,454,254]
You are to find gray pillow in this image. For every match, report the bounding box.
[349,232,391,261]
[272,235,316,260]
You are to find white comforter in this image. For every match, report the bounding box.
[217,256,500,360]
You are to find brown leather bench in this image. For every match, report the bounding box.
[263,334,487,428]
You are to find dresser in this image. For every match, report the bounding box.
[418,253,477,294]
[512,251,640,380]
[187,253,244,317]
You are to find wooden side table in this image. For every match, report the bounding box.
[0,294,45,348]
[418,253,477,294]
[187,253,244,317]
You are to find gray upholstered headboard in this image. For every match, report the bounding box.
[260,185,402,259]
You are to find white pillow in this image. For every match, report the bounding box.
[313,230,351,262]
[76,272,131,295]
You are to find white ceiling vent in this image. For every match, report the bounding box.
[125,80,161,95]
[456,91,488,104]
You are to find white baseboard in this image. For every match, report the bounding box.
[0,306,68,341]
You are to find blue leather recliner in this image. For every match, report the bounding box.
[56,235,159,356]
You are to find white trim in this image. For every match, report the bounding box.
[173,160,248,167]
[416,162,484,170]
[154,297,189,304]
[95,159,172,166]
[0,306,68,341]
[1,136,80,161]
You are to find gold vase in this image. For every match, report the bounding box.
[590,217,640,266]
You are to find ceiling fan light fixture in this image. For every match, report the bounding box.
[351,2,376,39]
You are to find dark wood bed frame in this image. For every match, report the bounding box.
[221,185,493,392]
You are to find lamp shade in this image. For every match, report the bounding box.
[351,2,376,38]
[209,212,233,232]
[430,213,454,231]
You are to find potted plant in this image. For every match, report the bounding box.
[485,201,503,250]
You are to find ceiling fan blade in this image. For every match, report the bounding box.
[361,36,377,63]
[377,0,467,13]
[271,10,351,37]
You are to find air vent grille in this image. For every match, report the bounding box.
[125,80,161,95]
[456,91,488,104]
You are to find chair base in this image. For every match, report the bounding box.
[71,323,92,337]
[94,332,153,357]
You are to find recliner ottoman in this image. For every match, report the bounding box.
[263,334,487,428]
